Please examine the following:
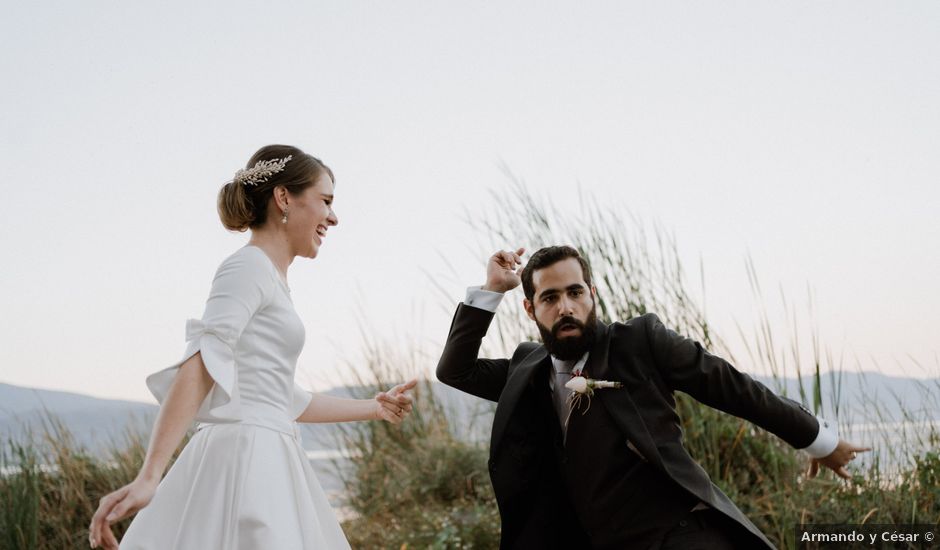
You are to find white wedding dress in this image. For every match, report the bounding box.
[120,246,350,549]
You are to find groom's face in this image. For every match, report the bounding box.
[524,258,597,360]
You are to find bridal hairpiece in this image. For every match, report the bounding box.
[233,155,293,186]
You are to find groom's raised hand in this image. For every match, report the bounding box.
[808,439,872,480]
[482,248,525,294]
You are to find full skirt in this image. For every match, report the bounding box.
[120,424,350,549]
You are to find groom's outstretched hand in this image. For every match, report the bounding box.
[482,248,525,293]
[808,439,872,480]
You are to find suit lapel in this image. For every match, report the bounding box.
[491,345,550,453]
[491,322,664,470]
[581,320,611,380]
[585,321,665,469]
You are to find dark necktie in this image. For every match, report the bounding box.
[552,359,577,440]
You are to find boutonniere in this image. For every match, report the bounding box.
[565,374,623,396]
[563,372,623,428]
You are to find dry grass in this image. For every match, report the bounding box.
[3,181,937,549]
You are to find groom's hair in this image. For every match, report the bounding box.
[521,245,594,302]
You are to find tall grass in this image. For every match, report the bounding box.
[0,418,149,549]
[0,416,193,550]
[335,177,939,548]
[3,182,937,548]
[330,334,500,548]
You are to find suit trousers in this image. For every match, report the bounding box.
[655,508,743,550]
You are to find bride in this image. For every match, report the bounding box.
[88,145,416,549]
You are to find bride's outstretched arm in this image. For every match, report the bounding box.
[88,352,213,549]
[297,379,417,424]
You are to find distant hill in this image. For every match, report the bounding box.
[2,371,936,454]
[0,381,493,455]
[0,383,158,451]
[752,371,940,423]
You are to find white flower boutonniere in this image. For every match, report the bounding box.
[564,375,623,396]
[563,374,623,428]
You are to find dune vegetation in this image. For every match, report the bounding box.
[3,184,937,549]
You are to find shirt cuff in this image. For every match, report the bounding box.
[801,417,839,458]
[464,286,504,312]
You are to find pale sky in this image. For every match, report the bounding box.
[2,1,938,403]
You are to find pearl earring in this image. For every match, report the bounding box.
[281,209,289,224]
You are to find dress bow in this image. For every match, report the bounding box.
[185,319,238,348]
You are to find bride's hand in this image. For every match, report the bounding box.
[89,476,158,549]
[374,379,418,424]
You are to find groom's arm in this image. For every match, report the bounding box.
[437,248,526,403]
[436,289,510,403]
[643,313,838,457]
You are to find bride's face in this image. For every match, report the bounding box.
[288,173,338,259]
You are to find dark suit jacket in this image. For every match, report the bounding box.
[437,304,823,549]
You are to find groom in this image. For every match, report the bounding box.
[436,246,868,549]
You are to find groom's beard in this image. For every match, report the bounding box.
[536,306,598,361]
